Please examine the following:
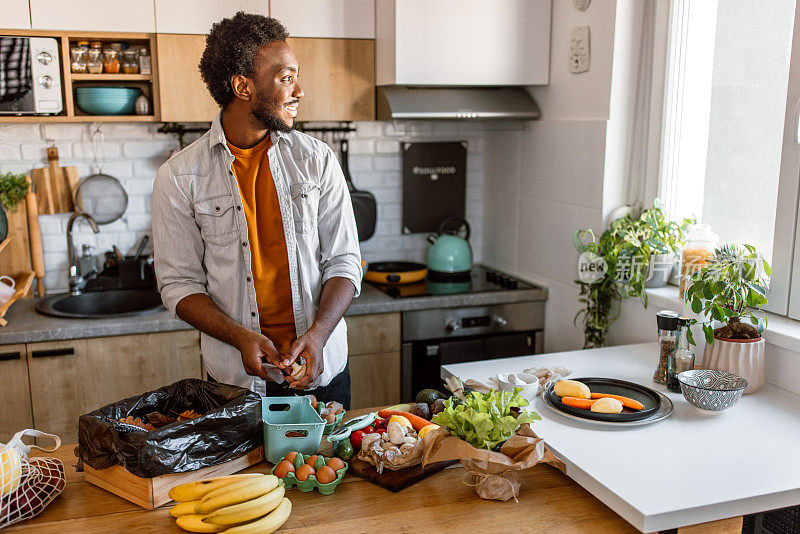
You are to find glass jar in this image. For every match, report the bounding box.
[667,317,695,393]
[654,310,680,384]
[680,224,718,299]
[121,50,138,74]
[70,46,87,73]
[103,49,120,73]
[86,48,103,74]
[137,47,151,75]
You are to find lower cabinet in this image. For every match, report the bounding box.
[25,330,201,444]
[0,344,33,443]
[346,313,400,409]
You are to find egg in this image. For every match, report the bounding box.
[305,454,319,466]
[273,460,295,478]
[315,466,336,484]
[295,464,315,481]
[325,457,345,471]
[284,451,297,463]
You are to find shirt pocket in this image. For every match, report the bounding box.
[290,182,321,234]
[194,195,239,246]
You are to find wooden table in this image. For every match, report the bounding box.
[5,409,740,534]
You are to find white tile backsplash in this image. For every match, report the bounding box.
[0,120,491,292]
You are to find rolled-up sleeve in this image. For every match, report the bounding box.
[316,146,362,297]
[152,160,208,317]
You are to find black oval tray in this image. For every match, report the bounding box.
[545,377,662,422]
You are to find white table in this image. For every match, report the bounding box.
[441,342,800,533]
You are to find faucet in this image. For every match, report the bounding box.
[67,211,100,295]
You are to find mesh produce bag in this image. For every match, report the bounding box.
[1,429,64,530]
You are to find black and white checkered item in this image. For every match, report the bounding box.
[0,37,31,102]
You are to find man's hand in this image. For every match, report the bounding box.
[236,330,283,381]
[283,330,324,389]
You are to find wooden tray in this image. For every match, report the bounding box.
[347,455,457,492]
[83,446,264,509]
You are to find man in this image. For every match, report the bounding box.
[152,12,361,407]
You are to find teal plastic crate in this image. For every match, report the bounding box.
[262,397,324,463]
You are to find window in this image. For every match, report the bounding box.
[653,0,800,316]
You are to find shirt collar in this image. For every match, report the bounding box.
[209,111,294,150]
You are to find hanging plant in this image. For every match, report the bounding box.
[0,172,29,212]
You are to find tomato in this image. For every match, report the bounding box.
[373,418,386,429]
[350,430,366,450]
[362,425,375,435]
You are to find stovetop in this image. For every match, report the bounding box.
[366,265,535,299]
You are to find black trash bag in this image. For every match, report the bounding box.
[76,378,262,478]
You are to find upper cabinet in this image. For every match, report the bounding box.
[156,34,219,123]
[376,0,551,86]
[30,0,155,32]
[5,0,31,30]
[155,0,268,35]
[270,0,374,38]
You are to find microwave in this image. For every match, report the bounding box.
[0,36,63,115]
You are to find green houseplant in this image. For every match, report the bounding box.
[684,244,770,394]
[573,204,693,349]
[0,172,29,212]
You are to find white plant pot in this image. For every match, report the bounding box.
[701,337,765,394]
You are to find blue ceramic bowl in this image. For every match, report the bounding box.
[75,87,141,115]
[677,369,747,416]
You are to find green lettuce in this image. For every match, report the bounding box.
[431,388,541,450]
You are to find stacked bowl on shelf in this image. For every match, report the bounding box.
[75,87,141,115]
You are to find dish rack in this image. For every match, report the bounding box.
[0,176,37,326]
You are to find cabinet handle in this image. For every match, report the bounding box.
[31,348,75,358]
[0,351,21,361]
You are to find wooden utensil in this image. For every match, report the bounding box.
[25,175,45,297]
[347,455,457,492]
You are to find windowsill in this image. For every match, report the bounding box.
[645,285,800,353]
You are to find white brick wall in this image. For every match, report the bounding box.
[0,120,489,293]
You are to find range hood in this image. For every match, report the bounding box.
[376,86,541,121]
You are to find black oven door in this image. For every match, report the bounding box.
[401,330,543,402]
[0,37,34,114]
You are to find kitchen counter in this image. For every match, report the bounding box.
[0,282,546,345]
[6,408,708,534]
[441,343,800,533]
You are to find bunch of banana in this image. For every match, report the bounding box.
[168,473,292,534]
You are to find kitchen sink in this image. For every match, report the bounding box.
[36,289,164,318]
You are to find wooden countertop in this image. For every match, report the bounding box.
[5,409,738,534]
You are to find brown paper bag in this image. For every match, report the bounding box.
[421,424,565,501]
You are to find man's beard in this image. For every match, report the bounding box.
[251,91,294,133]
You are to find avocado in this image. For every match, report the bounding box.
[415,389,448,406]
[408,402,431,420]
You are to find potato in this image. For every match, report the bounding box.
[553,379,591,399]
[590,397,623,414]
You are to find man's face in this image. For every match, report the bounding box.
[249,41,303,132]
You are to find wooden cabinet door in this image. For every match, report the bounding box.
[156,34,220,123]
[30,0,156,32]
[4,0,31,30]
[346,313,400,409]
[0,345,33,443]
[27,331,200,443]
[154,0,267,34]
[271,0,374,39]
[289,38,375,122]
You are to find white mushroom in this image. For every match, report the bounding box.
[387,421,405,445]
[403,436,417,445]
[362,433,381,451]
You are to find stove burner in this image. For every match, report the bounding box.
[367,265,533,299]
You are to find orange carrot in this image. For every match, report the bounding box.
[590,393,644,410]
[561,397,597,410]
[377,409,432,431]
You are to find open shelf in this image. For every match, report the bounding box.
[0,114,157,123]
[70,74,152,81]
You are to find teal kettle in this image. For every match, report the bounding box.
[427,216,472,278]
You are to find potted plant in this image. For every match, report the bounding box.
[684,244,770,394]
[573,204,692,349]
[0,172,29,212]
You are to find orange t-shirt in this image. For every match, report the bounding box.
[228,136,296,354]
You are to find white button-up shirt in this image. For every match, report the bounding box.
[152,114,362,392]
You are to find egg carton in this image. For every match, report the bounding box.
[271,452,348,495]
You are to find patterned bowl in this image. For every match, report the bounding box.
[677,370,747,416]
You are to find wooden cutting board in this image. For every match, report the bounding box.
[0,205,32,299]
[31,146,80,214]
[347,455,457,492]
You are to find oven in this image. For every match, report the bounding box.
[401,301,545,401]
[0,37,63,115]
